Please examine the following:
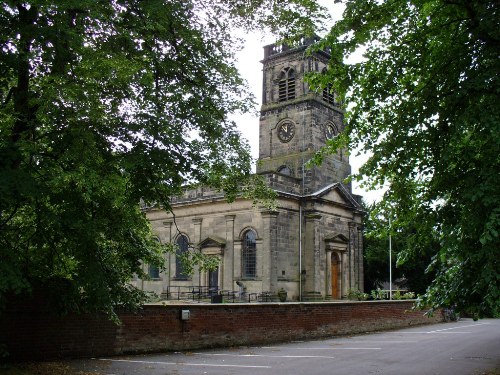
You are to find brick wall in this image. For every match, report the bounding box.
[1,301,442,361]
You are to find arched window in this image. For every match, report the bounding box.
[278,67,296,102]
[175,234,189,279]
[242,230,257,278]
[277,165,292,176]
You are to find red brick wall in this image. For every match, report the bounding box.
[1,301,442,361]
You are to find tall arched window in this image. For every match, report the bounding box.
[278,67,295,102]
[242,230,257,278]
[175,234,189,279]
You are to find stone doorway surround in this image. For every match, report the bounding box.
[325,233,349,299]
[199,236,225,290]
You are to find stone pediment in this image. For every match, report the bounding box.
[310,183,361,208]
[324,232,349,244]
[325,232,349,252]
[199,235,226,249]
[199,236,226,255]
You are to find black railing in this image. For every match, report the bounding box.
[162,286,280,303]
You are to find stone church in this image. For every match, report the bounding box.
[137,37,364,301]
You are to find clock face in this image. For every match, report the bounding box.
[325,124,336,140]
[277,122,295,142]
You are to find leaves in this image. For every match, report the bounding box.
[315,0,500,317]
[0,0,323,318]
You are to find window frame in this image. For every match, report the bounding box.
[278,67,296,102]
[242,229,257,279]
[175,234,190,280]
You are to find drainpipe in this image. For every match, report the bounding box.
[299,97,306,302]
[348,225,351,292]
[299,203,302,302]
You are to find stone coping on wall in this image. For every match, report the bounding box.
[1,300,441,361]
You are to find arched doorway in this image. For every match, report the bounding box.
[331,253,340,299]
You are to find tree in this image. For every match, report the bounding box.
[0,0,326,319]
[363,201,436,295]
[311,0,499,317]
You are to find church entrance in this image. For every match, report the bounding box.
[331,253,340,299]
[209,266,219,292]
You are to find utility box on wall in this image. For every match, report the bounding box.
[180,309,190,321]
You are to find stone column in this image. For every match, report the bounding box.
[162,220,174,294]
[224,215,236,290]
[341,251,348,298]
[304,213,321,293]
[192,218,203,244]
[348,222,356,291]
[325,250,332,298]
[260,210,279,292]
[234,240,242,280]
[357,225,364,292]
[192,218,203,287]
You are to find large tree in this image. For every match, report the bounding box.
[0,0,325,318]
[363,201,437,296]
[312,0,499,317]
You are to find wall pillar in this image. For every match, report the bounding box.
[348,222,356,291]
[224,215,236,290]
[325,250,332,298]
[162,220,174,294]
[193,218,203,287]
[341,251,348,298]
[304,213,321,293]
[260,210,279,292]
[357,225,364,292]
[234,240,242,281]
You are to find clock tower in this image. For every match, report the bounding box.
[257,37,351,194]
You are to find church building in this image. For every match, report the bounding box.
[137,37,364,301]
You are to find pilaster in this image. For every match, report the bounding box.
[192,218,203,244]
[304,213,321,293]
[162,220,174,291]
[224,215,236,290]
[260,210,279,292]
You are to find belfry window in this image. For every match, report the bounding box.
[242,230,257,278]
[323,83,335,104]
[322,68,336,105]
[175,234,189,279]
[278,67,296,102]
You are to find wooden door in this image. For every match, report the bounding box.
[331,253,340,299]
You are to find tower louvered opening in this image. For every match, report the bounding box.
[323,83,335,105]
[279,67,295,102]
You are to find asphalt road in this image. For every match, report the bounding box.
[71,318,500,375]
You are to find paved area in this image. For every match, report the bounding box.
[71,318,500,375]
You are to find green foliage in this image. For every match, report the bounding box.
[0,0,323,319]
[362,201,436,295]
[312,0,499,317]
[347,288,368,301]
[370,288,387,300]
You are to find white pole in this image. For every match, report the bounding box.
[389,215,392,300]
